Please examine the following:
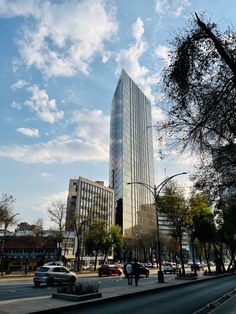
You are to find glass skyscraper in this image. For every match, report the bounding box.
[109,69,156,239]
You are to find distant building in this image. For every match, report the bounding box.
[109,69,156,238]
[0,236,58,272]
[66,177,114,229]
[65,177,115,268]
[15,222,36,236]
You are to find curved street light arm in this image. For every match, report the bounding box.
[127,181,155,198]
[155,172,187,197]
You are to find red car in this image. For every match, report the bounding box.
[98,264,123,277]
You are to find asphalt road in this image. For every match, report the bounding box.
[63,275,236,314]
[0,272,180,301]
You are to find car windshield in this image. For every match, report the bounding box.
[37,267,50,272]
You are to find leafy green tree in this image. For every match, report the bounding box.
[189,193,216,272]
[102,224,123,263]
[159,182,193,275]
[84,221,108,271]
[84,222,124,270]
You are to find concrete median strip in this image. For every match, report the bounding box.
[52,292,102,302]
[192,288,236,313]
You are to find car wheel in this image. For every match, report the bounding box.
[99,273,102,277]
[146,272,149,278]
[47,277,54,287]
[34,282,40,287]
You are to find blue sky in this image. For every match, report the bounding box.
[0,0,235,228]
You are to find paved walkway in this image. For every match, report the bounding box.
[0,272,231,314]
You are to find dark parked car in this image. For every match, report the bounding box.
[124,262,149,278]
[33,265,77,287]
[98,264,123,277]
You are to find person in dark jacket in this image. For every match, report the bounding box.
[132,259,140,286]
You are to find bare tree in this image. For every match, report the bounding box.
[48,201,67,260]
[159,13,236,163]
[32,218,44,237]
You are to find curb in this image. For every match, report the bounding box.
[30,273,235,314]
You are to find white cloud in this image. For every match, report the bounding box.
[41,172,52,177]
[17,127,39,137]
[115,17,161,102]
[152,106,166,125]
[0,0,117,77]
[11,79,27,91]
[0,109,110,164]
[25,85,64,123]
[155,0,190,16]
[154,45,170,66]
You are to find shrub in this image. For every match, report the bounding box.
[57,281,99,295]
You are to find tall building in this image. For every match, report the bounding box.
[109,69,156,239]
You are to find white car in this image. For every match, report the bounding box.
[33,265,77,287]
[163,262,179,274]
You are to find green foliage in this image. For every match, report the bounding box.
[84,221,108,255]
[159,182,192,235]
[84,221,124,266]
[189,194,212,216]
[189,193,216,243]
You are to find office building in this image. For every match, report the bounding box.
[66,177,114,229]
[109,69,156,238]
[66,177,115,267]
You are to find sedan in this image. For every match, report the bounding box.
[98,264,123,277]
[33,265,77,287]
[163,262,180,274]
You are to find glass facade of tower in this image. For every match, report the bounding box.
[109,69,156,238]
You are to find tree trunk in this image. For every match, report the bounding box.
[179,236,185,276]
[94,252,98,271]
[204,242,211,273]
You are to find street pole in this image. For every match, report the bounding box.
[127,172,187,284]
[191,232,197,277]
[154,186,164,283]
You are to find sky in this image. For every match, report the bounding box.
[0,0,235,229]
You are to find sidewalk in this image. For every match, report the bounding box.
[0,272,232,314]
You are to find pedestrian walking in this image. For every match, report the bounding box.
[125,261,133,285]
[132,259,140,286]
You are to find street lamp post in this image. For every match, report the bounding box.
[127,172,187,283]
